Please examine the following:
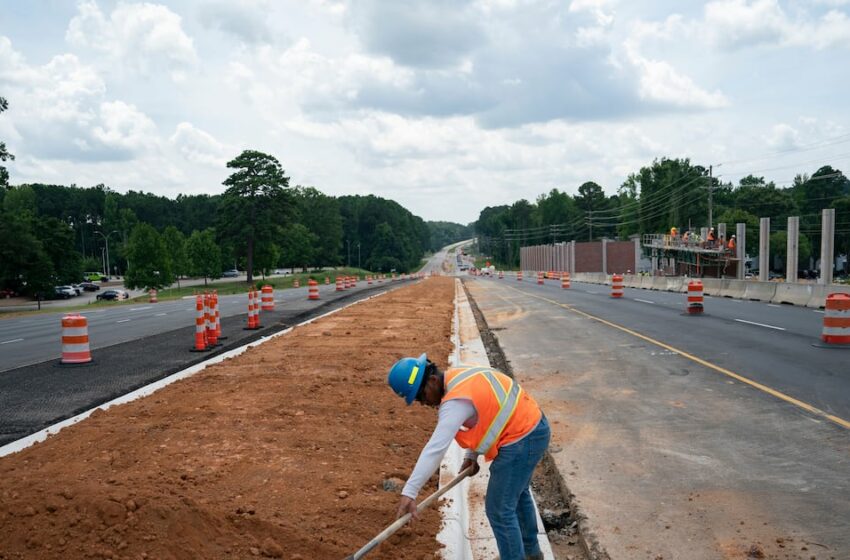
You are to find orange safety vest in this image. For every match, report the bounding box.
[728,239,736,250]
[442,366,542,461]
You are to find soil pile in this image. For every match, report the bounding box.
[0,277,455,560]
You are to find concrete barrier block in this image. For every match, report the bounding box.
[808,284,850,308]
[772,283,815,306]
[701,278,722,296]
[651,278,667,291]
[639,276,653,289]
[721,279,747,299]
[743,281,777,302]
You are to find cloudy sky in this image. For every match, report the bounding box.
[1,0,849,224]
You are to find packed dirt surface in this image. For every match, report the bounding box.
[0,277,455,560]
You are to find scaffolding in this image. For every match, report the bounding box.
[642,234,739,278]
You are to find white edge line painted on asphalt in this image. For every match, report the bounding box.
[814,310,825,314]
[635,298,655,304]
[1,338,24,345]
[767,304,780,308]
[734,318,786,331]
[0,282,411,458]
[155,313,167,317]
[116,319,131,323]
[129,307,151,312]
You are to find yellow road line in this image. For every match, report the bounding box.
[496,283,850,431]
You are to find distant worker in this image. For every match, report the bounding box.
[707,227,716,248]
[728,234,736,251]
[683,230,690,242]
[387,354,550,560]
[670,226,679,237]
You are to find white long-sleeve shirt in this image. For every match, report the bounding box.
[401,398,478,499]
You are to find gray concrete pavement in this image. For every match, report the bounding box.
[465,276,850,559]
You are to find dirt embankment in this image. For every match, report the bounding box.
[0,277,456,560]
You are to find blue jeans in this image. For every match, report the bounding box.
[485,415,551,560]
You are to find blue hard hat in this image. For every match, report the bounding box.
[387,353,428,405]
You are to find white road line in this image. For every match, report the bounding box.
[155,312,167,317]
[813,310,825,314]
[129,306,151,312]
[767,304,780,308]
[116,319,131,323]
[734,318,786,331]
[635,298,655,304]
[1,338,24,345]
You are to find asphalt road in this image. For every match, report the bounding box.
[0,279,394,373]
[0,277,416,445]
[482,275,850,420]
[464,275,850,558]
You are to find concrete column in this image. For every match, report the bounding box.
[520,246,526,272]
[736,223,746,280]
[759,217,770,282]
[634,237,641,273]
[570,241,576,274]
[786,216,799,283]
[700,227,708,243]
[601,238,608,275]
[820,208,835,285]
[718,223,727,245]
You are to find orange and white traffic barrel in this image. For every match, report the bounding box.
[537,271,544,285]
[687,280,704,314]
[367,275,373,285]
[261,285,274,311]
[246,290,257,329]
[61,314,92,364]
[214,291,224,340]
[253,289,261,328]
[191,295,207,351]
[517,270,523,281]
[822,293,850,345]
[561,272,570,289]
[498,270,504,279]
[308,279,320,300]
[325,276,330,285]
[611,274,624,298]
[149,289,158,303]
[293,279,300,289]
[205,293,218,346]
[336,277,344,291]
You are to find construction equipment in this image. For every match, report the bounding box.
[343,466,473,560]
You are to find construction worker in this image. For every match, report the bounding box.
[387,354,549,560]
[707,227,716,248]
[728,234,737,251]
[670,226,679,238]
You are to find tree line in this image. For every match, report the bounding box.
[0,146,469,296]
[476,158,850,270]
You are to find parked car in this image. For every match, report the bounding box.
[222,269,240,278]
[54,285,77,299]
[273,269,291,275]
[96,289,129,301]
[71,284,83,296]
[80,282,100,291]
[0,288,18,298]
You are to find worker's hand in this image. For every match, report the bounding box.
[396,496,419,522]
[460,457,480,477]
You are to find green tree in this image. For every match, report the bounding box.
[770,231,812,273]
[219,150,291,284]
[279,223,316,271]
[162,226,188,288]
[186,229,222,285]
[35,216,83,284]
[294,186,343,266]
[126,223,171,290]
[0,212,54,297]
[0,96,14,187]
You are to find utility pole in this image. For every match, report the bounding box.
[708,165,713,229]
[357,243,361,269]
[347,239,351,268]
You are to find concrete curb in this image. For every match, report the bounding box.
[436,279,555,559]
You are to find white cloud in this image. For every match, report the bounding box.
[705,0,850,50]
[169,122,228,166]
[66,0,197,78]
[766,123,801,150]
[90,101,157,154]
[197,0,274,45]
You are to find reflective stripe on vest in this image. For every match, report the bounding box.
[447,366,521,456]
